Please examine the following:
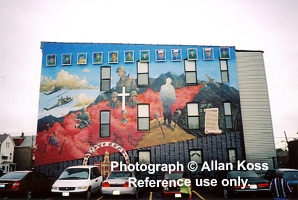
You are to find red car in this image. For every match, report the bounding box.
[162,171,191,199]
[0,171,55,199]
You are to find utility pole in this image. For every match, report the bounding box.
[284,131,289,151]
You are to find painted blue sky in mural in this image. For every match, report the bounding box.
[41,43,238,90]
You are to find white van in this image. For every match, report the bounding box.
[51,165,103,199]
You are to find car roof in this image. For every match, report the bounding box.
[6,171,31,173]
[164,170,184,173]
[110,170,133,172]
[269,168,298,172]
[65,165,97,169]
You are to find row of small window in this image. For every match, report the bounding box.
[138,148,237,165]
[99,102,232,137]
[100,60,229,91]
[45,47,231,66]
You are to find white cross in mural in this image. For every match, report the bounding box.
[118,86,130,110]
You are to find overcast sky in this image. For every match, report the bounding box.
[0,0,297,149]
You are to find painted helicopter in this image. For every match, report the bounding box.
[44,95,73,111]
[44,85,64,95]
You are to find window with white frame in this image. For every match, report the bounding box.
[100,66,111,91]
[187,103,199,129]
[137,104,150,131]
[100,111,110,137]
[224,102,232,129]
[137,61,149,86]
[220,60,229,83]
[184,60,197,84]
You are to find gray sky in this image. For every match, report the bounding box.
[0,0,297,149]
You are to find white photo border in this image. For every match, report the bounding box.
[171,49,182,62]
[92,52,103,64]
[46,54,57,66]
[61,53,72,66]
[124,50,134,63]
[77,53,87,65]
[187,48,198,60]
[155,49,166,62]
[140,50,150,63]
[202,48,214,61]
[219,47,231,59]
[108,51,118,64]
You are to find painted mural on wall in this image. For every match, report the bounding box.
[36,43,242,166]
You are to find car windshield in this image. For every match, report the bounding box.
[59,168,89,180]
[107,172,132,179]
[0,172,28,179]
[164,172,183,180]
[228,171,258,179]
[284,171,298,180]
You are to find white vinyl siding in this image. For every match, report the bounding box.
[236,51,276,169]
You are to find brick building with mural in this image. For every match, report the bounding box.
[35,42,275,180]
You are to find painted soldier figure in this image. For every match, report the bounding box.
[107,92,121,108]
[121,109,129,124]
[114,66,138,93]
[75,107,91,129]
[48,131,59,148]
[126,90,140,108]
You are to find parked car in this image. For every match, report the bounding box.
[162,171,189,199]
[101,170,140,198]
[0,170,55,199]
[263,168,298,197]
[51,165,103,199]
[209,170,270,199]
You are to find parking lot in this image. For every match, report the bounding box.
[0,186,274,200]
[121,187,273,200]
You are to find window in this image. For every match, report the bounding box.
[137,61,149,86]
[228,149,237,164]
[138,151,151,164]
[189,150,203,179]
[137,104,150,131]
[100,111,110,137]
[100,66,111,91]
[220,60,229,83]
[91,167,101,179]
[6,142,10,148]
[187,103,199,129]
[223,102,232,129]
[184,60,197,84]
[138,150,151,179]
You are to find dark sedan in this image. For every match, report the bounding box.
[0,170,55,199]
[264,168,298,197]
[209,170,270,199]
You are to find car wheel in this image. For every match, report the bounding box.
[223,188,228,199]
[99,183,102,194]
[26,191,32,199]
[86,188,91,199]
